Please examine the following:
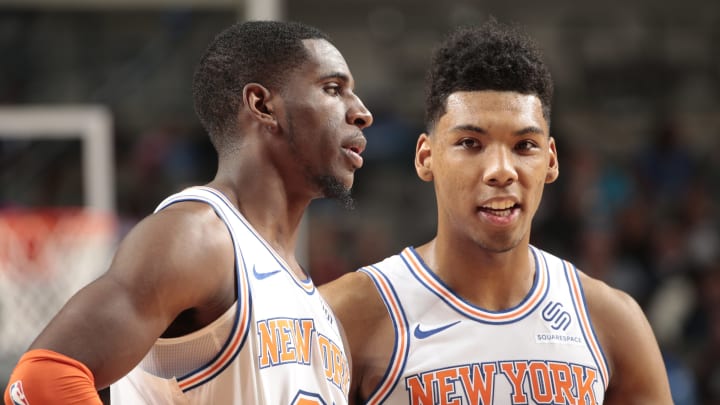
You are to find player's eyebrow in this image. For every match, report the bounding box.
[515,126,545,136]
[451,124,487,134]
[451,124,544,136]
[319,72,350,83]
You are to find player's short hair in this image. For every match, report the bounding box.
[192,20,330,153]
[425,19,554,131]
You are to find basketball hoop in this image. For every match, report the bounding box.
[0,208,117,363]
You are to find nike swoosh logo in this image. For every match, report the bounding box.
[252,265,281,280]
[413,321,461,339]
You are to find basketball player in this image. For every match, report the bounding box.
[320,21,673,404]
[4,20,372,404]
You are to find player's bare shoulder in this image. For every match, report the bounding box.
[153,201,232,258]
[576,272,645,355]
[576,271,647,338]
[320,271,395,402]
[576,270,672,403]
[108,201,235,309]
[120,202,229,267]
[319,271,392,363]
[320,271,387,329]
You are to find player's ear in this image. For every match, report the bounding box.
[415,133,433,182]
[243,83,277,131]
[546,136,559,183]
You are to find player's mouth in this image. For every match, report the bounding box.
[342,135,366,169]
[477,199,521,221]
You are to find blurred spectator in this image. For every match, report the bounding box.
[634,119,696,209]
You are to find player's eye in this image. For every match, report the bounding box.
[324,84,341,96]
[459,138,480,149]
[516,140,539,152]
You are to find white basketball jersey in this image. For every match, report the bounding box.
[111,186,349,404]
[360,246,608,405]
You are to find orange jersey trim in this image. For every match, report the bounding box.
[564,261,610,388]
[401,246,549,323]
[359,266,410,405]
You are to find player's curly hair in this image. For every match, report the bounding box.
[425,19,554,131]
[192,20,329,153]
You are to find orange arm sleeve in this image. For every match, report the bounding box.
[4,349,103,405]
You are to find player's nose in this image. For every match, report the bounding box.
[347,95,373,130]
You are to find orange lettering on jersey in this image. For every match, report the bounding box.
[549,362,574,404]
[257,318,316,368]
[572,364,598,405]
[294,399,321,405]
[528,361,553,403]
[500,361,529,403]
[291,390,325,405]
[317,334,333,380]
[292,319,314,365]
[317,332,349,392]
[332,341,345,387]
[258,319,280,367]
[339,345,351,394]
[435,368,461,405]
[277,319,297,363]
[457,363,496,405]
[406,372,436,405]
[407,363,498,405]
[405,361,599,404]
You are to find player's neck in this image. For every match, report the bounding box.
[208,165,309,267]
[416,238,536,311]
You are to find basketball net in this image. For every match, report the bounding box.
[0,208,117,358]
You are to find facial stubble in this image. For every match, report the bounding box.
[285,112,355,210]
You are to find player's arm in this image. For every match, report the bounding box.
[4,202,233,405]
[320,272,393,405]
[581,273,674,405]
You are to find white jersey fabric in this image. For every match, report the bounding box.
[111,186,349,404]
[360,246,608,405]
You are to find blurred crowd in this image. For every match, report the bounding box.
[534,119,719,404]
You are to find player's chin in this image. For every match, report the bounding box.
[317,174,350,196]
[318,174,355,209]
[332,166,357,190]
[480,234,523,253]
[340,171,356,189]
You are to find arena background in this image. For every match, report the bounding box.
[1,0,718,403]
